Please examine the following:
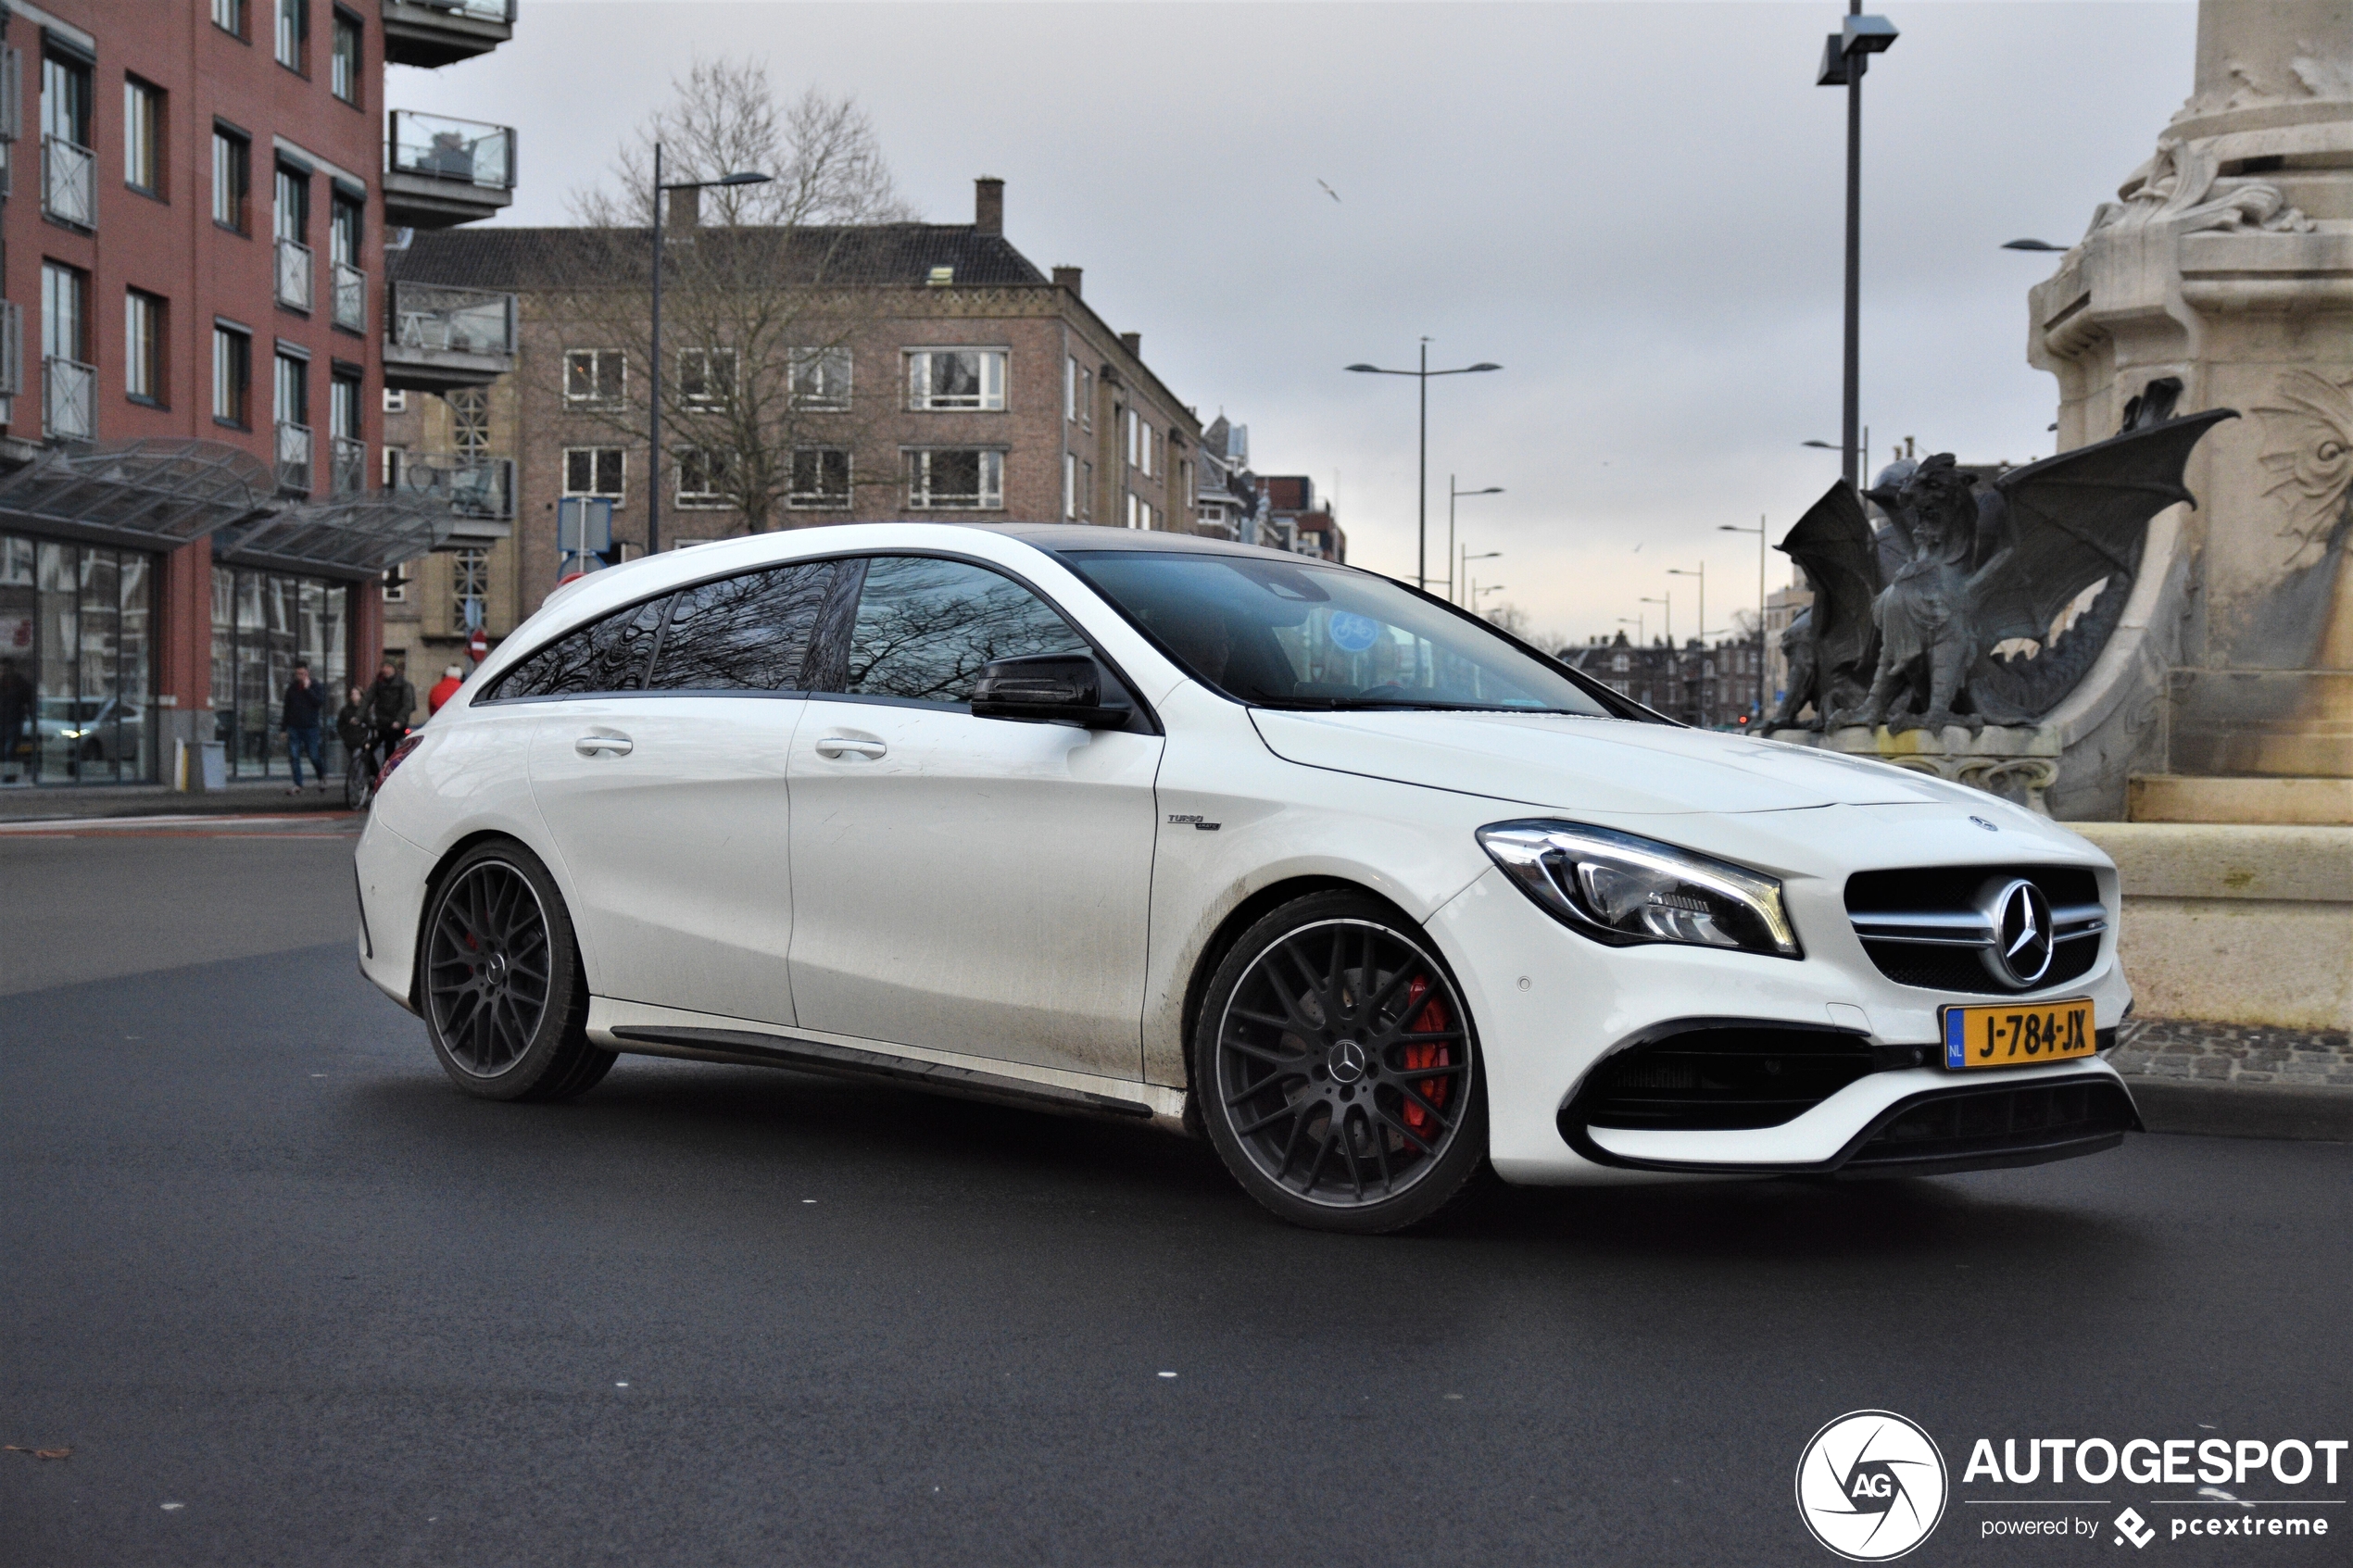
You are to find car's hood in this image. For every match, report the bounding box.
[1248,709,1967,815]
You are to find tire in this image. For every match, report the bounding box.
[345,754,372,811]
[419,840,610,1102]
[1192,890,1489,1234]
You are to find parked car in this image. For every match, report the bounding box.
[356,523,2137,1233]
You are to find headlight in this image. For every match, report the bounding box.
[1476,820,1802,958]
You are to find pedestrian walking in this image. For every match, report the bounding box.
[335,685,370,754]
[364,659,416,776]
[428,664,465,716]
[282,660,327,794]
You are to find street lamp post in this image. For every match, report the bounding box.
[1461,548,1500,612]
[648,148,772,555]
[1815,7,1898,489]
[1720,517,1768,721]
[1667,565,1705,659]
[1641,593,1670,647]
[1346,346,1501,591]
[1619,614,1643,646]
[1446,480,1503,604]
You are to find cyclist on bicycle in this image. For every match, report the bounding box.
[361,659,416,776]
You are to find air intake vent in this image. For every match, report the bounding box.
[1568,1025,1882,1133]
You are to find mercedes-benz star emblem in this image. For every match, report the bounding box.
[1328,1040,1366,1084]
[1982,878,2055,989]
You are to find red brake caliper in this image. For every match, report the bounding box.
[1398,976,1453,1137]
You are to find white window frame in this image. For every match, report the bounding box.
[275,0,303,70]
[1064,354,1077,423]
[673,445,734,508]
[788,346,851,411]
[382,387,406,413]
[676,345,736,409]
[1126,493,1154,532]
[1063,451,1077,521]
[562,347,625,407]
[903,347,1006,412]
[904,448,1003,510]
[124,288,161,400]
[786,446,851,510]
[561,445,624,499]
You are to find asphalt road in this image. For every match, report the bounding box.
[4,824,2348,1567]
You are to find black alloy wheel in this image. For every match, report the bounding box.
[421,841,610,1101]
[1195,891,1488,1234]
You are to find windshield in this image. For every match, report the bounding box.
[1062,551,1613,716]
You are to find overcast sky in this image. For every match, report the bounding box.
[390,1,2196,646]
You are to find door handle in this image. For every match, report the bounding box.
[574,734,634,758]
[814,735,887,759]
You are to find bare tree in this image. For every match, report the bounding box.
[554,62,917,539]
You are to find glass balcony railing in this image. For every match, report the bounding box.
[332,261,366,332]
[412,0,516,19]
[387,111,513,191]
[43,134,94,229]
[389,280,517,357]
[275,237,314,312]
[393,454,513,521]
[44,356,94,442]
[330,434,366,496]
[276,420,313,494]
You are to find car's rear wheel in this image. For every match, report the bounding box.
[421,841,611,1101]
[1193,891,1488,1234]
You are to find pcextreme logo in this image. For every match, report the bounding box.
[1797,1410,1951,1561]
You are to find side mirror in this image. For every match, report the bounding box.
[970,653,1131,728]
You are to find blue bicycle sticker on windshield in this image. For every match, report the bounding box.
[1328,612,1381,652]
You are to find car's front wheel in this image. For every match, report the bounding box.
[1193,891,1488,1234]
[421,840,611,1101]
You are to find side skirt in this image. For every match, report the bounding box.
[605,1022,1176,1128]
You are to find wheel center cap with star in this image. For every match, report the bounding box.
[1327,1039,1366,1084]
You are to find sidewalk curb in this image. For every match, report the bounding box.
[0,786,349,822]
[2126,1078,2353,1142]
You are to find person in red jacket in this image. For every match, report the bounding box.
[427,664,465,716]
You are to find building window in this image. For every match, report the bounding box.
[1065,355,1079,423]
[562,446,624,498]
[41,53,94,230]
[453,546,488,637]
[905,449,1002,510]
[447,386,489,458]
[211,128,249,232]
[274,351,310,490]
[212,324,251,426]
[788,347,850,410]
[1080,459,1092,520]
[562,348,623,406]
[123,77,164,197]
[381,565,406,604]
[904,348,1005,411]
[1124,409,1155,478]
[1126,494,1155,532]
[273,164,311,310]
[328,370,362,494]
[787,448,849,509]
[380,443,405,487]
[212,0,247,38]
[276,0,307,72]
[677,347,735,408]
[1063,452,1077,521]
[330,9,360,105]
[675,447,734,508]
[1612,651,1630,673]
[382,387,406,414]
[125,289,164,405]
[42,262,94,441]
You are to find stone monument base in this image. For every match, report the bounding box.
[1767,724,2063,815]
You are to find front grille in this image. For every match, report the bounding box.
[1570,1026,1881,1132]
[1843,1079,2138,1173]
[1845,864,2105,996]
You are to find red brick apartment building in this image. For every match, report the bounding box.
[0,0,517,791]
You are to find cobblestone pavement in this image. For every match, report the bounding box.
[2113,1018,2353,1088]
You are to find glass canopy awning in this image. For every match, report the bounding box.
[0,437,472,580]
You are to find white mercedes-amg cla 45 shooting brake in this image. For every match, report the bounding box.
[356,523,2140,1233]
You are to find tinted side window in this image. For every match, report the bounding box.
[837,556,1088,705]
[487,596,671,698]
[645,562,838,692]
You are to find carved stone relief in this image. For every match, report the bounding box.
[2255,370,2353,571]
[2088,137,2315,239]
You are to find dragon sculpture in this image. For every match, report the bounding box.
[1771,389,2235,733]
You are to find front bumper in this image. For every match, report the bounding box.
[1427,864,2137,1186]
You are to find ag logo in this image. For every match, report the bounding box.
[1795,1410,1949,1561]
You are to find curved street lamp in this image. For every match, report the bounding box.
[1720,519,1768,721]
[648,149,772,553]
[1346,345,1502,591]
[1446,480,1503,604]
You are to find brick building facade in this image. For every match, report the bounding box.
[0,0,517,790]
[379,178,1206,672]
[1562,629,1767,729]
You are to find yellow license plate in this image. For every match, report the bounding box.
[1942,998,2096,1070]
